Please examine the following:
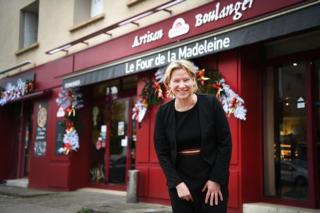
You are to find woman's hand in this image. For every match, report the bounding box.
[202,180,223,206]
[176,182,193,202]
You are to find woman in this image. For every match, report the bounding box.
[154,59,232,213]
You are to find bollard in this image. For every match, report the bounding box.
[127,169,139,203]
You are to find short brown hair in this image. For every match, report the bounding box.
[163,59,198,93]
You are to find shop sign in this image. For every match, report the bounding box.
[132,29,164,48]
[64,2,318,88]
[126,36,230,74]
[34,102,48,157]
[195,0,254,27]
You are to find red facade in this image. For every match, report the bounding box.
[1,1,319,212]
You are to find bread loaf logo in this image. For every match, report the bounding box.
[168,18,190,38]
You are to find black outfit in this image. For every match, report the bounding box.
[175,102,201,151]
[154,94,232,213]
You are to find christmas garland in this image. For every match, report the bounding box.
[132,80,164,123]
[56,88,84,155]
[132,68,247,122]
[0,79,34,106]
[197,69,247,120]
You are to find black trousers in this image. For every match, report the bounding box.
[168,154,228,213]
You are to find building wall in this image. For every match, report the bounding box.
[0,0,211,77]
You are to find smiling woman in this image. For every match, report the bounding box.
[154,59,232,213]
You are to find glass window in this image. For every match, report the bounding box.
[73,0,103,25]
[19,1,38,48]
[263,62,308,200]
[90,0,103,17]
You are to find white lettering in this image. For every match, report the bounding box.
[194,0,254,27]
[131,29,164,48]
[136,58,154,70]
[178,37,231,58]
[125,63,135,74]
[65,80,80,88]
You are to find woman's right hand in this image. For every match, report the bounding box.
[176,182,193,202]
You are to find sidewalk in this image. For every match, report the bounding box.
[0,184,172,213]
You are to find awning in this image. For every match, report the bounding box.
[63,2,320,88]
[0,72,34,89]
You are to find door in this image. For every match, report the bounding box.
[107,97,136,185]
[17,102,33,178]
[22,103,33,177]
[89,75,137,187]
[263,59,320,207]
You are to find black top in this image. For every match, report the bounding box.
[175,102,201,151]
[154,94,232,188]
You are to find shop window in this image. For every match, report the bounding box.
[73,0,103,24]
[19,1,39,49]
[263,62,308,200]
[122,75,138,90]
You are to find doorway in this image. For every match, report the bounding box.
[263,58,320,208]
[20,103,33,178]
[89,76,137,188]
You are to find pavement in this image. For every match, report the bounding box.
[0,184,172,213]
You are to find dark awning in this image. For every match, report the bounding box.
[63,3,320,88]
[0,72,35,89]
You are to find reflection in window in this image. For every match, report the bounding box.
[263,62,308,200]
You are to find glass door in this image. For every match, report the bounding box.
[263,62,308,200]
[107,97,136,185]
[89,75,137,187]
[263,59,320,208]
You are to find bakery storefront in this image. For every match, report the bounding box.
[1,0,320,212]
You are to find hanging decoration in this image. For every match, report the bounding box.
[56,88,84,155]
[0,79,34,106]
[133,66,247,122]
[197,69,247,120]
[132,79,165,123]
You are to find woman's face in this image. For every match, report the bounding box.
[169,68,195,100]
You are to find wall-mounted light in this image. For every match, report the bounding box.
[47,44,72,55]
[156,0,185,11]
[118,11,154,27]
[45,0,186,55]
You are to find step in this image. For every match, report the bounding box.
[5,178,29,188]
[243,203,320,213]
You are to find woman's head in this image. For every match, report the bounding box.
[163,59,198,99]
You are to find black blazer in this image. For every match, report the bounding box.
[154,94,232,189]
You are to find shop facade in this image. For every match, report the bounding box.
[1,0,320,212]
